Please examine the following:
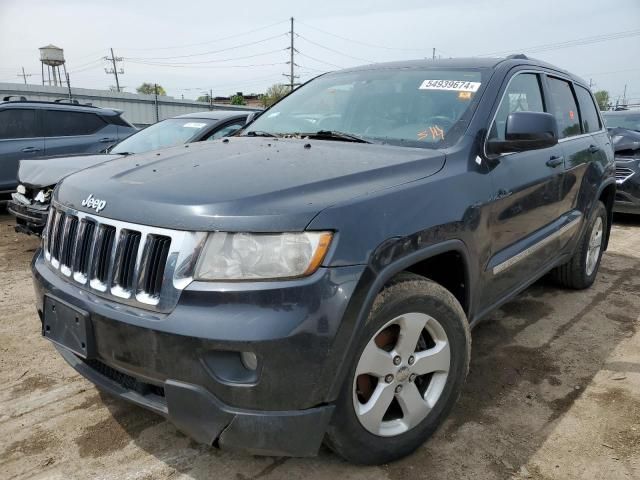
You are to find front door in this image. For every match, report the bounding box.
[484,71,566,304]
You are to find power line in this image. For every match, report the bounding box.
[118,20,288,52]
[124,33,287,61]
[297,21,430,52]
[297,52,343,69]
[295,33,375,63]
[68,58,104,74]
[125,60,288,69]
[121,49,285,66]
[476,29,640,57]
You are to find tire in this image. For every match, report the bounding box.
[325,273,471,465]
[551,201,607,290]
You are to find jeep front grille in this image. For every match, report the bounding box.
[615,166,634,184]
[43,203,207,312]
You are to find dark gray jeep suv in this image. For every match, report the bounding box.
[32,56,615,464]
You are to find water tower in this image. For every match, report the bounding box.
[39,45,67,87]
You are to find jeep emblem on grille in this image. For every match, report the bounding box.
[81,194,107,213]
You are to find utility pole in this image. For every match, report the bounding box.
[17,66,32,84]
[283,17,300,91]
[290,17,295,91]
[432,48,436,60]
[154,83,160,122]
[66,72,72,101]
[104,48,124,92]
[210,88,213,110]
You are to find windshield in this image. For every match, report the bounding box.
[111,118,216,154]
[244,67,488,148]
[602,112,640,132]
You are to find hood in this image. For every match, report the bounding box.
[18,154,123,188]
[55,137,446,232]
[610,127,640,155]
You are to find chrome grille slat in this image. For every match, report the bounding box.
[42,203,207,313]
[615,166,634,184]
[50,210,65,267]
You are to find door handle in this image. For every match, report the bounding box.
[99,137,115,143]
[21,147,41,153]
[588,144,600,154]
[546,155,564,168]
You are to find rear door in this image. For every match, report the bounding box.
[557,82,611,215]
[43,110,113,156]
[484,71,566,303]
[544,76,595,223]
[0,108,44,194]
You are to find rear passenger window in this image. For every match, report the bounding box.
[575,86,601,133]
[45,111,106,137]
[0,109,40,139]
[546,77,581,138]
[489,73,545,141]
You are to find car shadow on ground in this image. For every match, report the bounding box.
[92,250,640,479]
[613,212,640,227]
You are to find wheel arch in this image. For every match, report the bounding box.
[596,179,616,250]
[324,238,473,402]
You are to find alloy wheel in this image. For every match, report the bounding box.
[585,216,603,276]
[352,312,450,437]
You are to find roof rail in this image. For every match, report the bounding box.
[506,53,529,60]
[54,98,81,105]
[2,95,27,102]
[0,99,102,109]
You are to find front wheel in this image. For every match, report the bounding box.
[325,273,471,465]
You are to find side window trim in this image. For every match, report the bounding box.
[543,74,605,142]
[483,69,545,157]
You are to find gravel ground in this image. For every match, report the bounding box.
[0,213,639,480]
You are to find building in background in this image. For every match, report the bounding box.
[0,82,258,127]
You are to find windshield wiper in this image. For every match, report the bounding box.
[244,130,278,138]
[301,130,372,144]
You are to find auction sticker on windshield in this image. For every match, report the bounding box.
[183,122,208,129]
[419,80,481,92]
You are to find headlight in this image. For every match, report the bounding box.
[194,231,333,281]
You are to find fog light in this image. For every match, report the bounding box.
[240,351,258,371]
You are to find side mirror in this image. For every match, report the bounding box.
[487,111,558,155]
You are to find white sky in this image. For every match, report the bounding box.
[0,0,638,103]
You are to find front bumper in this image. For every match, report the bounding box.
[32,251,365,456]
[614,158,640,214]
[7,199,49,235]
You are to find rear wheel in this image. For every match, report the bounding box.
[325,273,470,464]
[551,201,607,289]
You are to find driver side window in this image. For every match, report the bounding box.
[489,73,545,141]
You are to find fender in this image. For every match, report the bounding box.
[323,238,473,403]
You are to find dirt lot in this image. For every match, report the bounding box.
[1,213,639,480]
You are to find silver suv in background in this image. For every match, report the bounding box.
[0,98,137,202]
[9,110,251,235]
